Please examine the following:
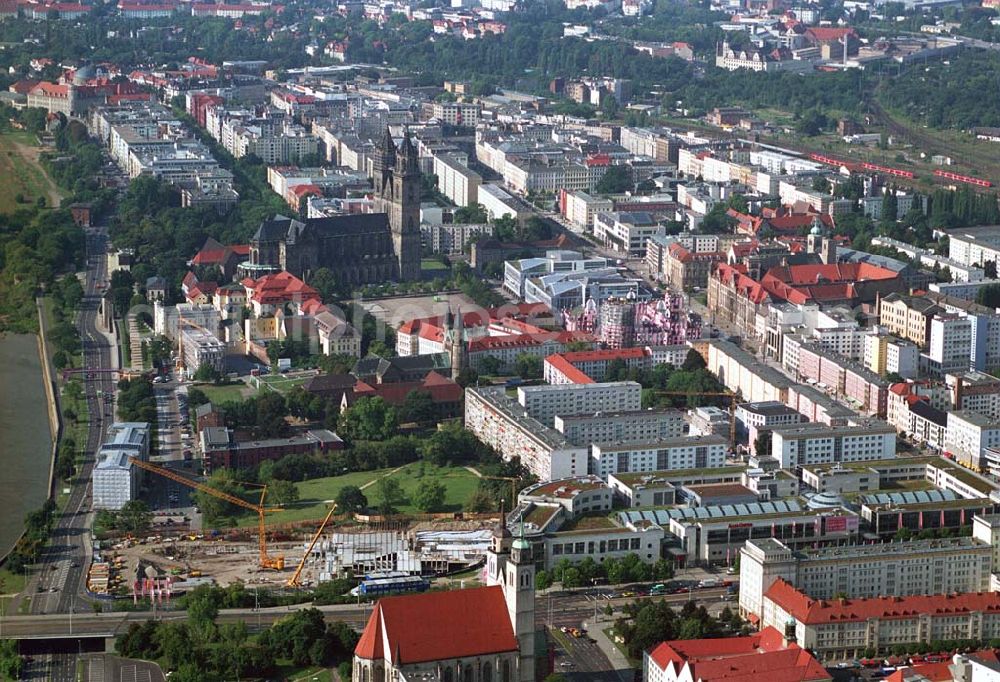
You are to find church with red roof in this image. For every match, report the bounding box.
[353,521,537,682]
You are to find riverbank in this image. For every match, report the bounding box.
[0,332,54,561]
[36,297,62,496]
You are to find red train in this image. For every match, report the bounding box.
[808,153,915,179]
[860,162,915,179]
[933,169,993,188]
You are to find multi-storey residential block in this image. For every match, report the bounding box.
[464,386,589,481]
[92,422,151,511]
[433,153,481,207]
[769,422,897,468]
[877,292,942,347]
[516,381,642,427]
[762,580,1000,659]
[740,536,992,620]
[947,225,1000,268]
[560,189,613,230]
[553,409,687,445]
[945,410,1000,470]
[926,313,973,376]
[592,212,665,257]
[590,435,728,477]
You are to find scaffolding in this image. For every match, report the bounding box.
[564,292,702,349]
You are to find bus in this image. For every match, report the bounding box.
[356,575,430,597]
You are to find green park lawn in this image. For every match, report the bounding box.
[0,131,63,214]
[198,382,255,404]
[238,463,481,527]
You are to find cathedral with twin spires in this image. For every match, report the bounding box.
[247,127,422,285]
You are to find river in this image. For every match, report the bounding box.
[0,333,53,559]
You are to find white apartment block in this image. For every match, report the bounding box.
[477,183,531,224]
[553,409,686,445]
[927,313,973,376]
[433,154,481,207]
[562,190,613,230]
[91,422,151,511]
[945,410,1000,470]
[707,340,793,404]
[590,435,728,478]
[464,386,588,481]
[592,212,665,256]
[769,422,897,469]
[739,536,992,620]
[431,101,480,127]
[948,226,1000,268]
[516,381,642,428]
[181,327,226,378]
[886,338,919,378]
[761,583,1000,659]
[420,222,494,254]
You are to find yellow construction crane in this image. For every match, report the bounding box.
[128,457,286,570]
[650,390,739,451]
[286,505,337,588]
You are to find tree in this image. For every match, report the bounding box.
[595,166,632,194]
[376,477,406,515]
[400,389,436,424]
[478,356,502,376]
[267,479,299,505]
[338,397,398,442]
[186,585,220,637]
[514,353,542,380]
[978,282,1000,308]
[117,500,153,534]
[753,430,772,458]
[413,478,447,512]
[985,260,998,280]
[194,363,221,383]
[0,640,23,680]
[454,203,489,224]
[681,349,706,371]
[535,570,553,590]
[336,485,369,514]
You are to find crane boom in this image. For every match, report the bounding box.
[650,390,738,451]
[127,457,285,570]
[286,506,337,588]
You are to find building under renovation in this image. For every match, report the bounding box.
[563,292,702,348]
[307,527,494,582]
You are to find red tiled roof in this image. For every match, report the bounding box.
[355,586,518,664]
[9,79,39,94]
[244,271,319,305]
[648,627,830,682]
[806,26,855,42]
[544,354,594,385]
[352,372,462,406]
[714,263,770,305]
[290,183,322,197]
[886,662,954,682]
[759,263,899,305]
[30,82,69,97]
[766,579,1000,625]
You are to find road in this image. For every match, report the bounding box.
[16,225,116,679]
[25,225,115,618]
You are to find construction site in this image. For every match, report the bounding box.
[95,513,499,598]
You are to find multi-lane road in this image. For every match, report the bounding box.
[17,225,116,679]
